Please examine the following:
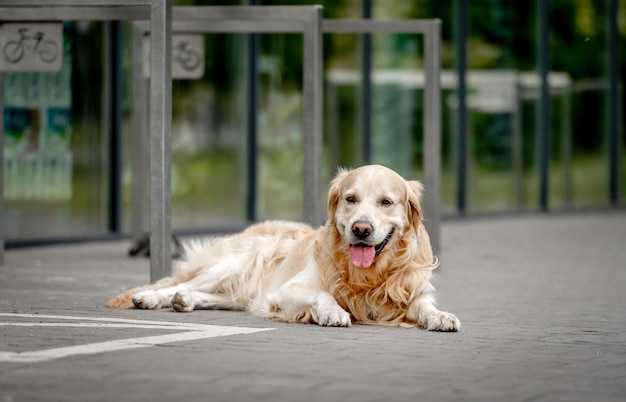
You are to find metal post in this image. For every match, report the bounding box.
[512,80,524,208]
[454,0,468,214]
[149,0,172,282]
[608,0,620,205]
[361,0,372,164]
[302,6,324,225]
[109,21,122,233]
[246,32,259,223]
[423,21,442,255]
[562,89,572,205]
[246,0,259,223]
[537,0,550,211]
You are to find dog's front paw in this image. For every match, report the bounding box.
[132,290,162,309]
[171,289,194,312]
[423,311,461,332]
[316,305,352,327]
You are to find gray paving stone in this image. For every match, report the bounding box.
[0,210,625,401]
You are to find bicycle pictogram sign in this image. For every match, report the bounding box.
[143,34,204,79]
[4,28,59,64]
[173,40,202,72]
[0,23,63,72]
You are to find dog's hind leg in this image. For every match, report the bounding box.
[132,286,180,309]
[133,255,246,311]
[169,256,247,312]
[171,288,242,312]
[106,277,177,309]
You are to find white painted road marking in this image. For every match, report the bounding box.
[0,313,275,363]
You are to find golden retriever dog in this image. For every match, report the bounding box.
[106,165,460,331]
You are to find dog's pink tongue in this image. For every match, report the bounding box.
[350,245,375,268]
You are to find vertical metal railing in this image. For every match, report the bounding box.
[147,0,173,281]
[361,0,373,165]
[108,21,123,234]
[422,21,442,254]
[537,0,551,211]
[608,0,621,205]
[454,0,468,214]
[246,0,260,223]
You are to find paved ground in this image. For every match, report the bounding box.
[0,210,625,401]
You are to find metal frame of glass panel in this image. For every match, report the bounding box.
[0,0,172,276]
[132,6,324,273]
[322,19,443,254]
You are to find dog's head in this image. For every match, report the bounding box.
[327,165,431,270]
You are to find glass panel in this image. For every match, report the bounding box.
[321,2,455,213]
[370,2,455,215]
[549,0,609,208]
[324,32,363,172]
[121,32,249,232]
[169,33,248,230]
[370,32,424,180]
[4,22,109,240]
[255,0,362,221]
[465,1,538,213]
[257,33,304,221]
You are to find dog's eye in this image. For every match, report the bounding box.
[381,198,393,206]
[346,195,356,204]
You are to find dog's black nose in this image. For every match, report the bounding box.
[352,220,373,240]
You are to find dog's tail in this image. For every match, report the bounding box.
[105,277,178,308]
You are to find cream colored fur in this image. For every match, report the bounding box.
[106,165,460,331]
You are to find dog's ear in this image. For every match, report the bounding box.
[406,180,424,231]
[406,179,436,265]
[327,168,350,222]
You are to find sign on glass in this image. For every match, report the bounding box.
[143,34,204,79]
[0,23,63,72]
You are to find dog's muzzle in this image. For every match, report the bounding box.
[350,228,395,269]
